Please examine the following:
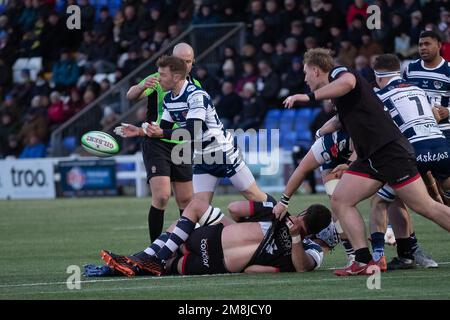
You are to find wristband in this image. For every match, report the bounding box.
[291,234,302,243]
[280,193,290,206]
[307,92,316,102]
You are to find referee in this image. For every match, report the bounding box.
[115,43,200,242]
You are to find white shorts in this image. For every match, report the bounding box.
[193,164,255,193]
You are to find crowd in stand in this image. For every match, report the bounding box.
[1,0,450,158]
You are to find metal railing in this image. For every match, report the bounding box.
[50,23,246,156]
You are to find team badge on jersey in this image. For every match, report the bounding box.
[434,81,443,89]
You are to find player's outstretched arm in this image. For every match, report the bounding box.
[314,72,356,100]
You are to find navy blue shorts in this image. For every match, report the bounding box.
[413,138,450,181]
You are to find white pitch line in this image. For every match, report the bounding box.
[1,268,449,291]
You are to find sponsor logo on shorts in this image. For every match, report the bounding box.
[200,239,210,268]
[395,175,411,183]
[151,166,156,173]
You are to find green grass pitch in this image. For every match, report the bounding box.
[1,194,450,300]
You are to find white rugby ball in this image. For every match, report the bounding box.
[81,131,120,157]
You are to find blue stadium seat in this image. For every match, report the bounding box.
[296,108,312,122]
[280,109,296,121]
[296,129,312,142]
[63,136,77,154]
[281,131,297,150]
[265,109,281,121]
[264,118,279,130]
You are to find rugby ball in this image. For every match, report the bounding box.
[81,131,119,157]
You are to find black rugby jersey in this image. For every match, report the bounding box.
[328,67,405,160]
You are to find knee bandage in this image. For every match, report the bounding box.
[334,220,344,234]
[324,179,340,196]
[198,206,224,226]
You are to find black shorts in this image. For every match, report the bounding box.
[142,138,192,183]
[180,224,229,275]
[347,138,420,188]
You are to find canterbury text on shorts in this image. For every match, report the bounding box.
[180,224,229,275]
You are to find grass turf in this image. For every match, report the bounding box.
[1,194,450,300]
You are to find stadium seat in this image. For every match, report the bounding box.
[296,108,312,122]
[281,131,297,150]
[266,109,281,120]
[280,109,296,121]
[62,136,78,154]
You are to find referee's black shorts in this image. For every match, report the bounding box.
[346,138,420,189]
[141,138,192,183]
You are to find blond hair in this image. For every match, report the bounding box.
[303,48,335,72]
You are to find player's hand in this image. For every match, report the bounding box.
[331,164,349,179]
[273,202,288,220]
[114,123,140,138]
[285,215,301,236]
[283,94,308,108]
[436,106,449,120]
[432,106,443,122]
[143,122,163,138]
[140,77,159,90]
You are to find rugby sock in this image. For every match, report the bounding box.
[342,239,355,257]
[370,232,385,262]
[179,209,184,216]
[355,248,372,264]
[156,216,195,261]
[145,232,170,256]
[148,206,165,243]
[409,232,419,253]
[396,237,414,260]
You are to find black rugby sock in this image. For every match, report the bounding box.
[149,206,165,242]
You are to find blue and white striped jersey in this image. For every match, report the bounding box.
[376,77,444,144]
[403,58,450,132]
[162,80,235,157]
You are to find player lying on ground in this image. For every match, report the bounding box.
[85,198,335,277]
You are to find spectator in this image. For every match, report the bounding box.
[0,110,19,157]
[18,97,49,147]
[17,0,38,32]
[247,18,273,49]
[0,57,11,98]
[148,27,167,54]
[194,65,220,100]
[235,60,258,95]
[346,0,368,28]
[234,82,266,130]
[358,33,383,61]
[280,56,306,98]
[319,0,345,30]
[264,0,283,37]
[47,91,72,126]
[347,14,367,47]
[78,0,95,31]
[32,71,51,97]
[77,67,100,96]
[100,106,118,128]
[286,20,306,52]
[216,81,243,129]
[410,10,424,45]
[3,134,21,158]
[67,88,84,115]
[91,31,118,73]
[52,49,79,92]
[112,9,124,43]
[241,43,256,62]
[221,58,236,83]
[280,0,300,35]
[41,11,66,62]
[192,3,220,25]
[354,55,374,83]
[10,69,34,107]
[337,38,358,68]
[82,88,97,108]
[247,0,266,25]
[176,1,194,31]
[122,46,141,76]
[94,6,113,38]
[256,59,280,108]
[19,131,46,158]
[119,5,139,51]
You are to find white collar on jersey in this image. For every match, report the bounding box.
[385,75,403,85]
[171,80,189,100]
[420,57,445,70]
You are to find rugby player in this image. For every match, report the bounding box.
[283,48,450,276]
[368,54,450,269]
[100,198,334,276]
[114,43,199,242]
